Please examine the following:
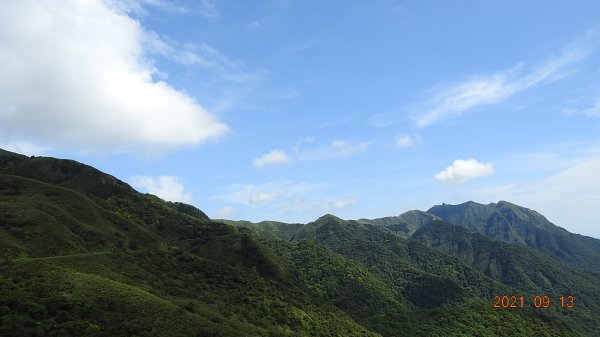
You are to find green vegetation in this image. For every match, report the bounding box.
[412,220,600,336]
[231,214,591,336]
[427,201,600,272]
[0,148,597,336]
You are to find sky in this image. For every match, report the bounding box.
[1,0,600,238]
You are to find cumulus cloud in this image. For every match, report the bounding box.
[130,175,193,203]
[412,34,593,127]
[0,0,229,153]
[395,134,414,148]
[434,159,494,185]
[254,149,293,168]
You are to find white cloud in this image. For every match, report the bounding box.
[287,196,358,213]
[109,0,191,15]
[265,139,370,163]
[254,149,293,168]
[248,191,281,204]
[300,140,371,161]
[215,180,358,222]
[130,175,193,203]
[563,98,600,117]
[434,159,494,185]
[395,134,414,148]
[217,181,355,210]
[0,0,229,153]
[412,35,591,127]
[144,33,247,80]
[290,136,315,154]
[368,113,399,128]
[219,181,315,206]
[198,0,219,18]
[113,0,217,17]
[332,198,357,209]
[331,140,369,155]
[214,206,235,219]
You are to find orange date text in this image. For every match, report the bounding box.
[492,295,574,309]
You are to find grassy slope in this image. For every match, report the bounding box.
[1,249,378,337]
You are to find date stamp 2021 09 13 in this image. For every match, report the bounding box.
[493,295,575,309]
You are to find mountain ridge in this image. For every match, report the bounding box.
[1,148,596,336]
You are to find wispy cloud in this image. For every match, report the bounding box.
[563,97,600,117]
[331,198,357,209]
[217,181,314,206]
[216,181,357,215]
[368,113,399,128]
[130,175,193,203]
[434,159,494,185]
[143,33,257,83]
[197,0,219,18]
[395,134,415,148]
[299,140,371,161]
[214,206,235,219]
[257,139,371,167]
[412,34,593,127]
[114,0,218,18]
[254,149,293,168]
[306,114,355,131]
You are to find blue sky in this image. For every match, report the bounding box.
[1,1,600,237]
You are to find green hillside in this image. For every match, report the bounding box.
[412,220,600,335]
[230,214,593,336]
[0,149,594,336]
[357,210,441,238]
[0,150,377,336]
[427,201,600,272]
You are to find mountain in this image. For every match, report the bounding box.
[0,149,378,336]
[218,219,303,241]
[412,220,600,330]
[357,210,441,237]
[427,201,600,272]
[0,148,594,336]
[230,214,598,336]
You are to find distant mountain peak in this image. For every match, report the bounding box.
[315,214,344,223]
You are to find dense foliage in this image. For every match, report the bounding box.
[0,148,596,336]
[427,201,600,272]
